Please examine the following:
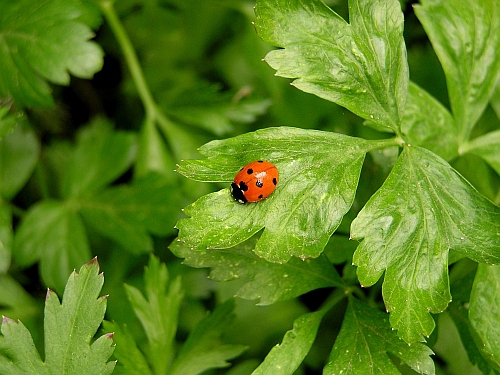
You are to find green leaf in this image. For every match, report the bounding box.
[101,321,153,375]
[0,124,40,200]
[0,0,104,107]
[351,146,500,343]
[324,297,435,375]
[0,106,18,139]
[176,127,391,263]
[13,200,91,292]
[254,0,408,133]
[461,130,500,176]
[170,299,247,375]
[62,119,137,198]
[167,88,272,136]
[0,258,115,375]
[251,310,325,375]
[0,273,38,323]
[135,119,176,179]
[79,173,179,254]
[491,79,500,120]
[402,82,458,161]
[414,0,500,144]
[170,236,342,305]
[469,264,500,369]
[0,204,12,273]
[447,265,499,375]
[0,317,47,375]
[124,255,184,375]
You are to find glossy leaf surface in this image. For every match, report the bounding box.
[351,146,500,342]
[170,238,342,305]
[402,82,457,161]
[254,0,408,132]
[324,297,434,375]
[176,127,389,263]
[415,0,500,143]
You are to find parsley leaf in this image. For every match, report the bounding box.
[176,127,394,263]
[351,146,500,343]
[0,0,104,107]
[254,0,408,133]
[0,258,115,375]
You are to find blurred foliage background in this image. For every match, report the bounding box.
[2,0,499,374]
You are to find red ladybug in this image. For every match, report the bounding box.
[231,160,279,204]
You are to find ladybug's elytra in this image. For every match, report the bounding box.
[230,160,278,204]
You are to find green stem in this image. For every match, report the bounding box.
[98,0,157,121]
[365,137,403,151]
[318,286,354,314]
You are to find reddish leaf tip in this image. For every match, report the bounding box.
[105,332,115,339]
[88,257,99,266]
[2,316,14,324]
[46,288,55,300]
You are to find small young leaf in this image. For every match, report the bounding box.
[13,201,91,292]
[461,130,500,176]
[170,237,342,305]
[79,173,179,254]
[251,310,325,375]
[176,127,390,263]
[0,0,104,107]
[62,119,137,198]
[124,255,183,375]
[0,124,40,200]
[402,82,458,161]
[351,146,500,343]
[324,297,435,375]
[415,0,500,143]
[44,258,114,374]
[469,264,500,369]
[170,299,247,375]
[254,0,408,133]
[0,258,115,375]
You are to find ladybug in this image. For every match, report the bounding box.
[231,160,279,204]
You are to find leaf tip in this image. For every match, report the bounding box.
[105,332,114,340]
[2,316,14,324]
[88,256,99,267]
[45,288,58,302]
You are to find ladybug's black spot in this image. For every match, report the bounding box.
[258,194,264,199]
[256,180,263,188]
[231,182,247,204]
[239,181,248,191]
[257,160,263,163]
[247,168,253,174]
[272,178,277,185]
